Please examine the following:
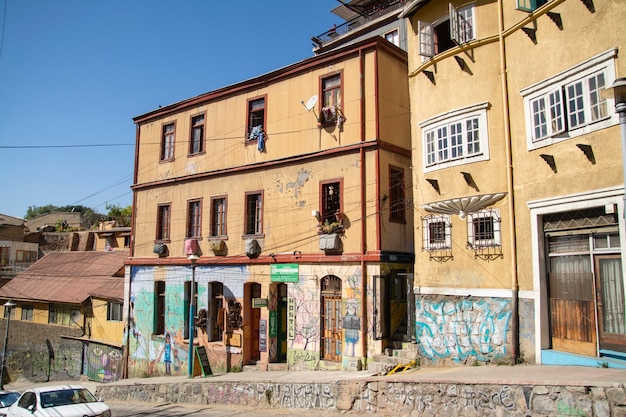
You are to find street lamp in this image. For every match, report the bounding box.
[0,300,15,389]
[609,78,626,219]
[187,254,200,378]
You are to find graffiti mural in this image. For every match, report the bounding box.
[127,265,246,378]
[415,296,511,363]
[84,343,123,382]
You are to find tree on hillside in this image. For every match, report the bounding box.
[105,204,132,227]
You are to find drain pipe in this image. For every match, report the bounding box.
[359,47,368,370]
[498,0,520,363]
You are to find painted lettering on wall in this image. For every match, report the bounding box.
[415,296,511,363]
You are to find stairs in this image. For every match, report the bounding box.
[368,317,419,375]
[369,341,419,374]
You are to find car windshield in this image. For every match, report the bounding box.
[39,388,97,408]
[0,392,19,407]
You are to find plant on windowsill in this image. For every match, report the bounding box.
[317,211,345,235]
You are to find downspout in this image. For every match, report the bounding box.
[498,0,520,363]
[124,123,141,378]
[359,47,368,369]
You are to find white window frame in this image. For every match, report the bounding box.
[384,28,399,47]
[420,102,490,172]
[450,3,475,45]
[467,208,501,248]
[422,214,452,251]
[418,3,475,58]
[521,48,618,150]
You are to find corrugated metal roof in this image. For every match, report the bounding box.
[0,251,128,304]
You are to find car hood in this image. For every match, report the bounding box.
[33,402,109,417]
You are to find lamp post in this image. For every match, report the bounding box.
[187,254,200,378]
[610,78,626,219]
[0,300,15,389]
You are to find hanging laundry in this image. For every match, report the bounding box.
[257,130,265,152]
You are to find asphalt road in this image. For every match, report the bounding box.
[108,401,357,417]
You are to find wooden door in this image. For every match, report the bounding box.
[548,251,596,356]
[321,275,342,362]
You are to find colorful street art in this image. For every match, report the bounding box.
[84,342,123,382]
[415,296,512,363]
[127,265,245,378]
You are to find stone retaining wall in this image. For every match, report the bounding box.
[96,379,626,416]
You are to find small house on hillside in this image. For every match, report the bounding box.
[0,250,128,383]
[26,212,87,232]
[0,213,38,286]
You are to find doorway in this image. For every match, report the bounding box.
[244,282,261,365]
[321,275,342,362]
[544,207,624,356]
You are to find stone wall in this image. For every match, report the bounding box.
[96,378,626,416]
[1,319,84,383]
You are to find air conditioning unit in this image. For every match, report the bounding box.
[184,238,199,255]
[319,234,341,251]
[209,240,225,251]
[245,239,261,258]
[153,244,168,255]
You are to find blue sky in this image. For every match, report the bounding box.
[0,0,339,219]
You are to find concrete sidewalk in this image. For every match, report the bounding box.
[6,364,626,415]
[8,363,624,390]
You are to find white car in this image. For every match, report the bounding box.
[6,385,110,417]
[0,390,21,417]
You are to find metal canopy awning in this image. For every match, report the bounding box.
[421,192,507,218]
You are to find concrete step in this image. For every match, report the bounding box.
[267,362,289,371]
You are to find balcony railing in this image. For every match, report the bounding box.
[0,260,36,273]
[312,0,406,48]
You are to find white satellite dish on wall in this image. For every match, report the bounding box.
[303,95,318,111]
[70,310,82,324]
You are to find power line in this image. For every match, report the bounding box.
[0,144,134,149]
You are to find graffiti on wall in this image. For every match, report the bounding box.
[7,348,82,382]
[203,381,337,409]
[415,296,511,363]
[84,343,123,382]
[127,265,245,378]
[288,280,320,351]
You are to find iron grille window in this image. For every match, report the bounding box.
[467,209,501,248]
[422,214,452,250]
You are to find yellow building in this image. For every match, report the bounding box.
[0,251,127,382]
[127,37,413,377]
[93,221,131,252]
[403,0,626,367]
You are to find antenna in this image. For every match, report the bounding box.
[301,95,318,111]
[70,309,82,324]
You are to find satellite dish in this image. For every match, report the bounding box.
[303,95,318,111]
[70,310,82,324]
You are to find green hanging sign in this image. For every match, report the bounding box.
[270,264,299,283]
